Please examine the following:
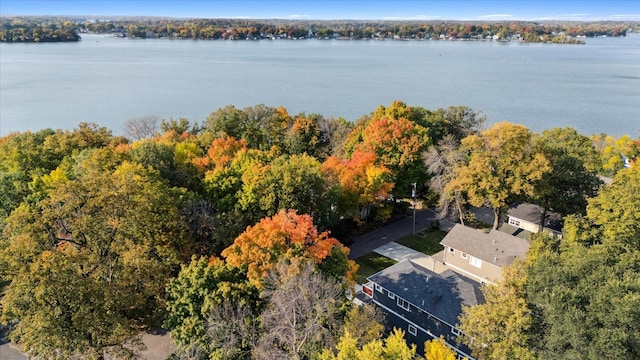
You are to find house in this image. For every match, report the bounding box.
[438,224,529,284]
[507,203,563,238]
[363,260,479,359]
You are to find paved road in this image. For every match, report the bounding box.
[348,208,450,259]
[0,331,174,360]
[0,336,26,360]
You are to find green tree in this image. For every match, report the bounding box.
[284,115,325,158]
[130,141,178,184]
[205,104,291,151]
[237,153,327,224]
[446,122,550,229]
[0,171,29,222]
[526,242,640,359]
[583,165,640,250]
[341,304,385,347]
[422,106,485,144]
[534,127,602,216]
[164,256,258,356]
[0,162,191,358]
[458,262,538,360]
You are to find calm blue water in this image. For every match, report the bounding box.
[1,34,639,137]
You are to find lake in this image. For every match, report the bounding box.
[1,34,639,137]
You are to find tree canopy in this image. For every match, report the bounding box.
[446,122,551,229]
[0,161,191,358]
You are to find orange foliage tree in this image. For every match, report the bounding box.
[194,135,248,173]
[221,210,357,286]
[323,150,394,221]
[342,102,430,197]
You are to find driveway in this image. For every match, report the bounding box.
[348,208,454,259]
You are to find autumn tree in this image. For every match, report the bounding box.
[0,161,192,358]
[352,116,430,197]
[221,210,357,287]
[560,165,640,250]
[284,115,327,158]
[341,304,385,348]
[323,150,394,222]
[424,336,457,360]
[446,122,550,229]
[343,101,431,198]
[319,328,417,360]
[591,133,637,175]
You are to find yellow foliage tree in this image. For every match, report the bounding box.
[446,122,550,229]
[424,336,457,360]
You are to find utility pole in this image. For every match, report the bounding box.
[412,182,416,235]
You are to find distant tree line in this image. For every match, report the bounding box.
[0,17,80,42]
[2,16,638,43]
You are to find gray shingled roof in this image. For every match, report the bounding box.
[507,203,563,232]
[440,224,529,267]
[367,260,479,326]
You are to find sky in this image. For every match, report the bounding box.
[1,0,639,21]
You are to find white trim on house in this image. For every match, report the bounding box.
[397,297,410,311]
[408,324,417,335]
[370,298,476,360]
[440,261,495,285]
[469,256,482,268]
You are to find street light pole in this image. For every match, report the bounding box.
[412,183,416,235]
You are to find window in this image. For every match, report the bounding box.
[408,324,417,336]
[509,217,521,226]
[375,284,382,293]
[469,256,482,268]
[461,252,467,259]
[451,327,462,336]
[448,247,455,255]
[388,291,396,299]
[397,297,410,311]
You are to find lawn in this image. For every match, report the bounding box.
[355,252,397,284]
[395,229,447,255]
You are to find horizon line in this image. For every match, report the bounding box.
[2,14,640,22]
